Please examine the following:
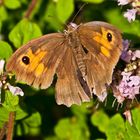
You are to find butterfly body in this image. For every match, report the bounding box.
[65,24,87,77]
[6,21,122,107]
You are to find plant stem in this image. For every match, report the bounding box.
[0,122,8,140]
[24,0,38,19]
[6,112,16,140]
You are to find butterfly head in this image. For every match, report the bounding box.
[65,23,79,33]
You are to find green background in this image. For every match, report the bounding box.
[0,0,140,140]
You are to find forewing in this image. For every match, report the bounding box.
[6,33,67,89]
[78,21,122,100]
[56,47,91,107]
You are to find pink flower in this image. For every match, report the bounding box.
[122,40,130,51]
[128,76,140,86]
[118,0,130,5]
[132,50,140,60]
[121,40,132,62]
[8,84,24,96]
[121,71,132,81]
[134,50,140,58]
[121,40,140,62]
[113,90,125,104]
[116,72,140,101]
[124,9,137,22]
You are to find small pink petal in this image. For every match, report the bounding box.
[128,76,140,86]
[121,72,132,81]
[116,95,125,103]
[8,84,24,96]
[122,39,130,51]
[123,110,132,125]
[121,40,132,62]
[124,9,137,22]
[118,0,130,5]
[133,50,140,59]
[133,86,140,95]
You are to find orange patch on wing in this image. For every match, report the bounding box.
[101,46,110,57]
[28,51,47,71]
[35,63,45,77]
[26,49,35,60]
[93,36,112,50]
[35,49,41,55]
[93,27,114,50]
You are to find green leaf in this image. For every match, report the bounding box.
[28,127,40,136]
[44,136,59,140]
[125,121,140,140]
[0,6,8,22]
[72,102,93,116]
[44,1,63,30]
[71,102,93,127]
[0,22,2,32]
[106,114,126,140]
[2,90,19,111]
[124,108,140,140]
[81,0,104,3]
[16,112,41,136]
[0,107,9,122]
[9,18,42,48]
[55,117,90,140]
[4,0,21,9]
[15,106,28,120]
[0,41,13,60]
[131,108,140,135]
[0,121,5,129]
[0,107,9,128]
[16,122,29,136]
[56,0,74,23]
[24,112,41,127]
[91,110,109,133]
[95,139,106,140]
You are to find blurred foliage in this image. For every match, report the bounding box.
[0,0,140,140]
[9,18,42,48]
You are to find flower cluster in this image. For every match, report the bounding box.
[121,40,140,63]
[118,0,140,22]
[0,59,24,103]
[115,72,140,103]
[113,40,140,104]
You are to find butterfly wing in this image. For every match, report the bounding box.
[78,21,122,101]
[6,32,91,107]
[6,21,122,106]
[6,33,67,89]
[56,47,91,107]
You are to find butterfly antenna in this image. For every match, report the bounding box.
[71,3,88,23]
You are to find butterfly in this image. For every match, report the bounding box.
[6,21,122,107]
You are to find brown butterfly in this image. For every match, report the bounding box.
[6,21,122,107]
